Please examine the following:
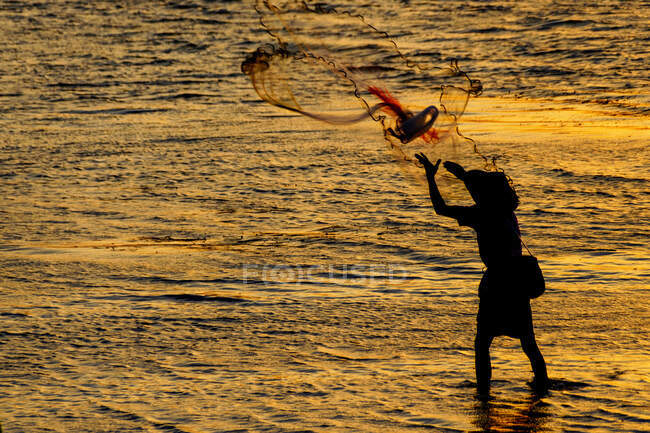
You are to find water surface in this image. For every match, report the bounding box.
[1,1,649,432]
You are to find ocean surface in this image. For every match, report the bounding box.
[1,1,649,432]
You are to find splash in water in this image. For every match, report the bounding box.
[242,0,485,171]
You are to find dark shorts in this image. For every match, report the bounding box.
[477,271,533,339]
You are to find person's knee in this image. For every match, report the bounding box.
[475,334,492,351]
[521,336,544,360]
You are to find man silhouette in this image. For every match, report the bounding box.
[415,153,549,396]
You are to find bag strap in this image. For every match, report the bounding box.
[518,232,534,256]
[513,214,534,256]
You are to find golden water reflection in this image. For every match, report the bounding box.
[471,394,550,433]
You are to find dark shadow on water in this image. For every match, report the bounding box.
[109,293,254,304]
[159,293,247,303]
[470,392,552,433]
[465,377,589,432]
[547,378,590,391]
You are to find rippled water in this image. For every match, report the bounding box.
[1,1,649,432]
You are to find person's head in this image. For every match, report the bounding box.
[463,170,519,212]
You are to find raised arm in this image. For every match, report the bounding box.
[415,153,456,218]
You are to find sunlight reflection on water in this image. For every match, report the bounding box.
[0,1,649,432]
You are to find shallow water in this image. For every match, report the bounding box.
[1,1,649,432]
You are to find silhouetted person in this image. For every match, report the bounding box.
[415,153,548,396]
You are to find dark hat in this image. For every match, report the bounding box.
[463,170,518,210]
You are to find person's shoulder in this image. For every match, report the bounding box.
[455,204,480,227]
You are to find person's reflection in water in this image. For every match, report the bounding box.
[472,394,550,433]
[416,154,549,397]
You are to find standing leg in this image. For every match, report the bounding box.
[475,329,494,396]
[520,332,548,393]
[475,275,493,396]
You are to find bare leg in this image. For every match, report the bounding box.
[475,331,494,396]
[520,332,548,393]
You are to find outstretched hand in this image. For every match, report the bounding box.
[415,153,441,176]
[443,161,466,180]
